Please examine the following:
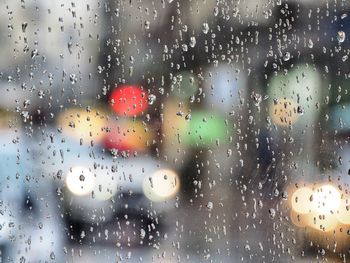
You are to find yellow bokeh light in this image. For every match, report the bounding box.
[291,187,313,214]
[309,213,339,232]
[311,185,341,215]
[57,108,108,143]
[269,98,299,126]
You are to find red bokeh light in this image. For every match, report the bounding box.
[109,85,148,116]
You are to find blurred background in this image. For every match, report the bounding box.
[1,0,350,262]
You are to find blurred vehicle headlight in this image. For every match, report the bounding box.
[66,166,95,196]
[291,187,313,214]
[290,184,342,232]
[143,169,180,202]
[311,185,341,215]
[309,213,339,232]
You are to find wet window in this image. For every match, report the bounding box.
[1,0,350,262]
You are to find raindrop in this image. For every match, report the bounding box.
[79,174,85,182]
[202,23,209,34]
[308,39,314,48]
[213,6,219,16]
[181,44,188,52]
[189,36,196,48]
[148,94,156,105]
[69,74,77,84]
[22,22,28,33]
[337,31,346,43]
[206,201,213,211]
[38,90,45,99]
[144,21,150,30]
[185,113,191,120]
[297,106,304,115]
[283,52,290,61]
[31,49,39,59]
[282,191,288,200]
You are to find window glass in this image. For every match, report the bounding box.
[0,0,349,262]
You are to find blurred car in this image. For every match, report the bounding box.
[38,105,181,248]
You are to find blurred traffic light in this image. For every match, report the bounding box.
[109,85,148,116]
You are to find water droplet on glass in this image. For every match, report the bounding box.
[79,174,85,182]
[202,23,209,34]
[31,49,39,59]
[282,191,288,200]
[189,36,196,48]
[206,201,213,211]
[148,94,156,105]
[144,21,150,30]
[38,90,45,99]
[69,74,77,84]
[22,22,28,33]
[308,39,314,48]
[297,106,304,115]
[337,30,346,43]
[283,52,290,61]
[110,148,118,157]
[213,6,219,16]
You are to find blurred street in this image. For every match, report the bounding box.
[0,0,350,262]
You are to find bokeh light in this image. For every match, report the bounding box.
[143,169,180,202]
[291,187,313,214]
[66,166,95,196]
[269,98,299,126]
[311,185,341,215]
[57,107,108,143]
[109,85,148,116]
[336,198,350,225]
[183,111,228,146]
[104,119,154,152]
